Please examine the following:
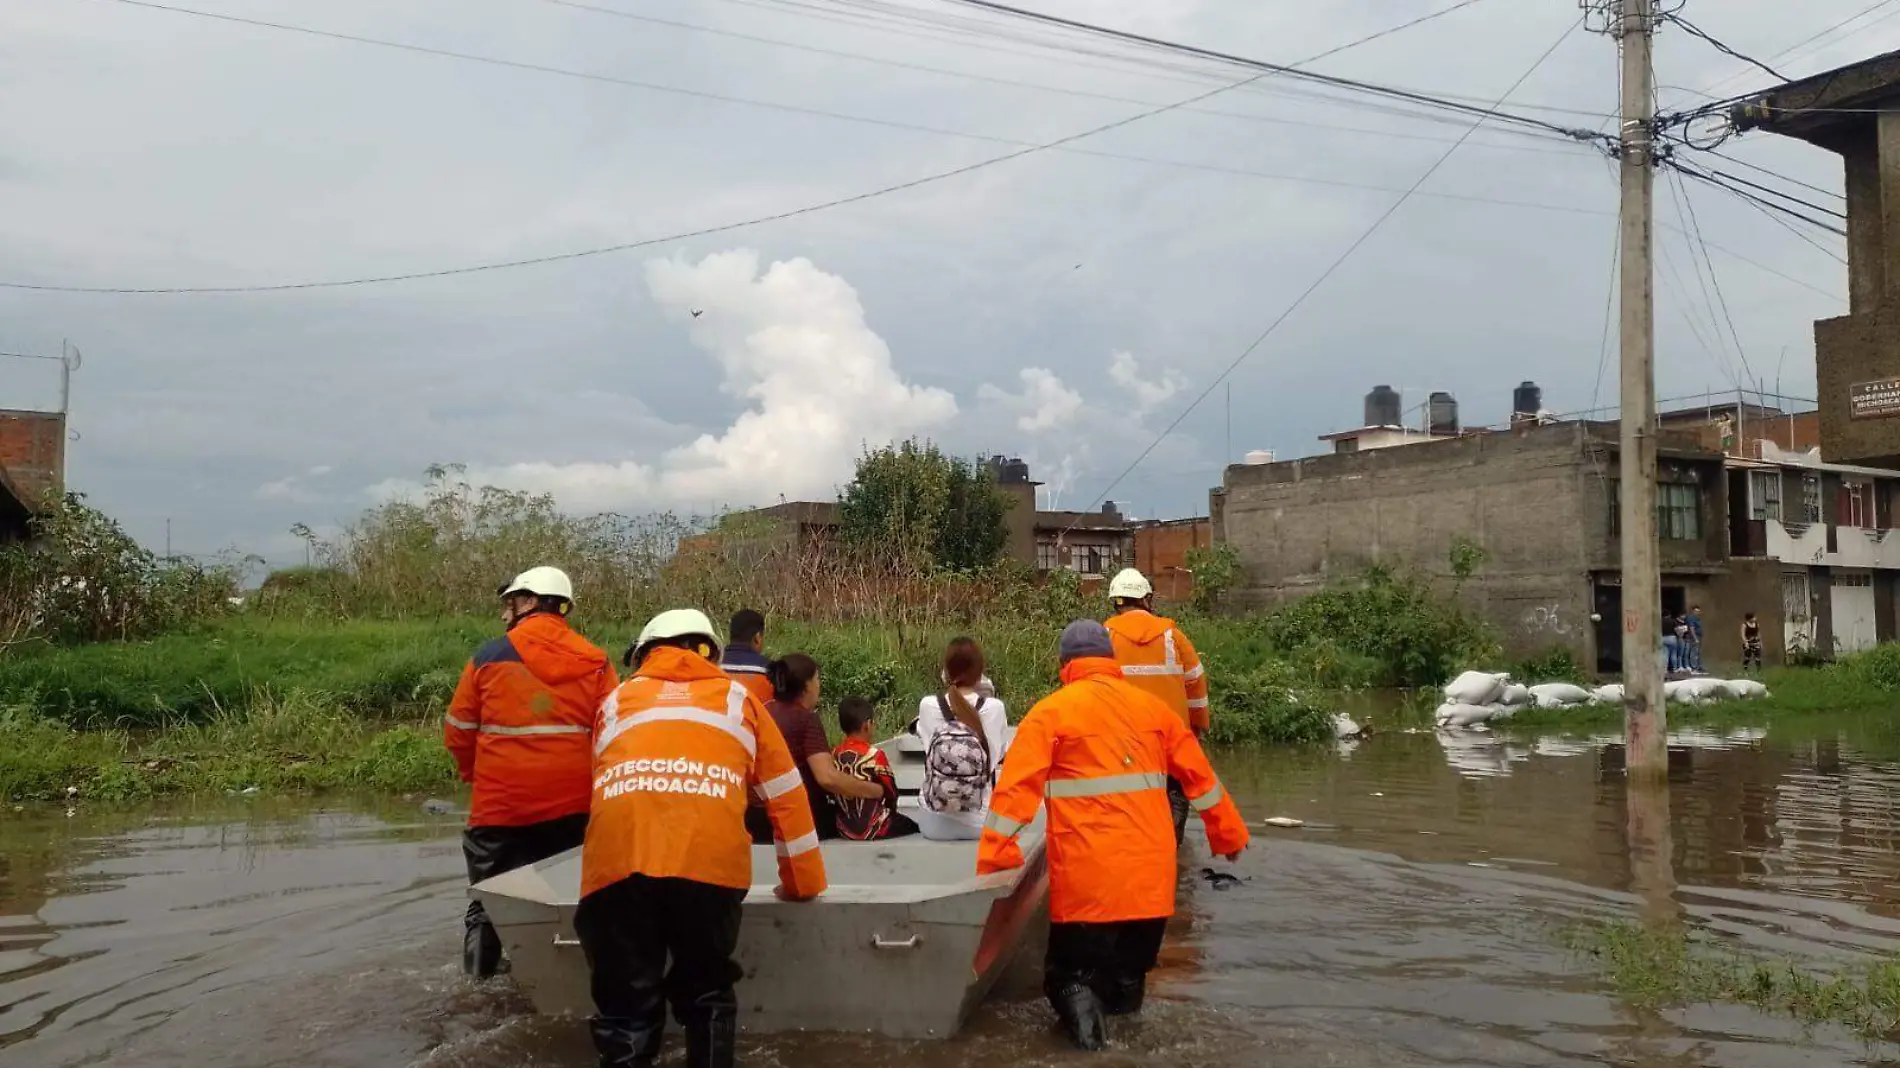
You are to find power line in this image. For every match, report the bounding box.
[1699,0,1900,96]
[1669,165,1759,389]
[1680,161,1846,220]
[4,0,1522,295]
[929,0,1604,143]
[529,0,1589,156]
[1666,159,1850,235]
[1697,149,1844,201]
[1661,12,1789,83]
[1066,17,1586,527]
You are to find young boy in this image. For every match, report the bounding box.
[832,697,918,841]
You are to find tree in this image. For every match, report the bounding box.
[838,440,1011,571]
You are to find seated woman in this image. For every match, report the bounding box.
[913,638,1010,841]
[745,653,886,844]
[831,697,919,841]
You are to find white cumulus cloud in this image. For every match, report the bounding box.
[369,250,957,513]
[1108,350,1185,416]
[977,367,1083,434]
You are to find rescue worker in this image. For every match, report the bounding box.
[718,608,773,706]
[445,566,616,979]
[580,609,828,1068]
[978,620,1249,1051]
[1103,567,1210,844]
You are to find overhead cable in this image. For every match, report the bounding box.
[6,0,1510,295]
[1661,12,1790,83]
[1063,17,1586,527]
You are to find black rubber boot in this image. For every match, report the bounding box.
[590,1015,663,1068]
[462,901,504,979]
[1052,982,1108,1051]
[683,992,738,1068]
[1100,974,1146,1017]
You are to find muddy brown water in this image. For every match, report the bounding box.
[8,711,1900,1067]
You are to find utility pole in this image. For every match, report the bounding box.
[1612,0,1667,777]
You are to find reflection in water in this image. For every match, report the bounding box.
[7,715,1900,1067]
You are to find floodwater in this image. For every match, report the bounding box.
[8,711,1900,1068]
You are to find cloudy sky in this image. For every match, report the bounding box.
[0,0,1877,569]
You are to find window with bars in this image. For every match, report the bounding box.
[1801,474,1822,523]
[1036,541,1061,571]
[1749,470,1781,521]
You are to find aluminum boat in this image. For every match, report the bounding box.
[470,734,1048,1039]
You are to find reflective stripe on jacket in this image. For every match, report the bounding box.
[581,646,828,900]
[1105,610,1210,733]
[719,647,776,707]
[443,613,616,828]
[976,656,1248,923]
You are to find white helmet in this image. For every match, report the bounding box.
[635,608,721,655]
[1108,568,1153,602]
[499,566,574,602]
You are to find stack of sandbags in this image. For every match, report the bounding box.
[1435,671,1512,730]
[1528,683,1593,709]
[1591,683,1625,704]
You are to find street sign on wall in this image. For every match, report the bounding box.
[1849,377,1900,420]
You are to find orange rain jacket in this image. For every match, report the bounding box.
[977,657,1249,924]
[445,613,617,828]
[581,646,828,902]
[719,646,776,707]
[1105,609,1210,734]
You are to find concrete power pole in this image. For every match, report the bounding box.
[1614,0,1667,777]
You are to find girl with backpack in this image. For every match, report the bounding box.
[914,637,1010,841]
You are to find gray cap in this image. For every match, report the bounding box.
[1058,619,1115,664]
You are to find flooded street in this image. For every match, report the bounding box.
[9,712,1900,1067]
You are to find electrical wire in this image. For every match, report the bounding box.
[1669,165,1759,389]
[529,0,1592,156]
[6,0,1530,295]
[1063,17,1585,529]
[927,0,1604,144]
[1698,0,1900,97]
[1725,185,1851,266]
[1659,166,1744,389]
[1697,149,1844,202]
[1662,12,1790,83]
[1686,164,1847,220]
[1665,159,1850,236]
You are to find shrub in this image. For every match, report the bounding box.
[1256,567,1498,688]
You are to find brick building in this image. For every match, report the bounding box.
[1212,420,1783,673]
[0,409,64,542]
[1131,517,1213,603]
[722,458,1135,577]
[1735,50,1900,468]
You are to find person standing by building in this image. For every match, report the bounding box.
[444,567,615,980]
[1742,612,1764,673]
[1103,568,1210,843]
[580,609,827,1068]
[719,608,773,705]
[978,620,1249,1050]
[1687,605,1705,672]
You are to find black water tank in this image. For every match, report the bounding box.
[1364,384,1402,428]
[1513,380,1543,420]
[1428,391,1459,435]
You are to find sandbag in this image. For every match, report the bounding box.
[1727,678,1768,699]
[1497,683,1533,707]
[1528,683,1593,707]
[1435,701,1499,729]
[1443,670,1508,706]
[1591,684,1625,704]
[1331,713,1364,739]
[1668,677,1727,703]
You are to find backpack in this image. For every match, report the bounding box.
[923,695,991,814]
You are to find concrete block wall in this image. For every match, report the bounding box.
[1817,304,1900,468]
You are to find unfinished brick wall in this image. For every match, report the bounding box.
[1134,518,1212,603]
[0,410,65,505]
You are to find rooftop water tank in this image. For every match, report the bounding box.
[1512,380,1543,423]
[1364,385,1402,428]
[1243,449,1276,465]
[1428,391,1459,435]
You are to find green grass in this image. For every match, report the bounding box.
[1565,920,1900,1041]
[0,615,1352,801]
[0,696,456,803]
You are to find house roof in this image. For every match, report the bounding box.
[1731,48,1900,150]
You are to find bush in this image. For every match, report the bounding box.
[0,493,240,646]
[1835,644,1900,691]
[1255,568,1498,688]
[1203,659,1335,745]
[1513,645,1588,685]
